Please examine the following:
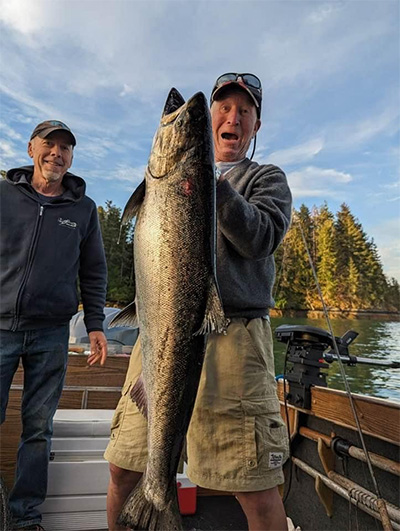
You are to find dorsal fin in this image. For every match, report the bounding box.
[162,88,185,116]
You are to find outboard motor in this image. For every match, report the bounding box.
[275,325,358,409]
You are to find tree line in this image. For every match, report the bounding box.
[273,203,399,311]
[2,170,397,312]
[98,200,399,312]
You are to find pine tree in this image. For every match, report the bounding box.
[335,204,390,309]
[385,278,400,311]
[312,203,338,307]
[274,202,398,312]
[98,201,135,305]
[274,205,314,309]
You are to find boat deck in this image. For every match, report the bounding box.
[1,351,399,530]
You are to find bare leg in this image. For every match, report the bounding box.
[235,486,288,531]
[107,463,142,531]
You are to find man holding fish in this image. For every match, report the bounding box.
[105,72,292,530]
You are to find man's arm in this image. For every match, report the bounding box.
[216,164,292,259]
[79,204,108,365]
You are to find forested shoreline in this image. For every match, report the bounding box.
[99,200,399,313]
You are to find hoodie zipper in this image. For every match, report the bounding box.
[11,205,44,331]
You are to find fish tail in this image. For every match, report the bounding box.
[117,477,182,531]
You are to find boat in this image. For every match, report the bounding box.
[274,323,400,531]
[1,321,399,530]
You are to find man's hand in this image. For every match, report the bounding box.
[87,331,108,366]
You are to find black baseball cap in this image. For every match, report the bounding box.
[210,73,262,118]
[30,120,76,146]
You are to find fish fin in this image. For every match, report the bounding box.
[117,476,182,531]
[163,88,185,116]
[121,179,146,225]
[130,374,148,419]
[194,278,229,336]
[108,301,138,328]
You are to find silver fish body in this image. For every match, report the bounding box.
[111,88,227,530]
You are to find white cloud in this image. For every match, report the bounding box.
[0,122,22,140]
[307,3,344,24]
[265,138,324,166]
[107,164,147,184]
[382,181,400,190]
[0,139,27,169]
[0,82,60,122]
[0,140,18,159]
[258,1,394,90]
[263,101,399,169]
[0,0,46,35]
[287,166,352,199]
[120,84,133,98]
[329,104,400,150]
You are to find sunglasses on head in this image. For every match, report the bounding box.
[215,73,262,93]
[45,121,72,131]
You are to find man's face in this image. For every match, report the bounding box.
[211,88,261,163]
[28,130,74,183]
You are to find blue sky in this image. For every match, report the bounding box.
[1,0,399,281]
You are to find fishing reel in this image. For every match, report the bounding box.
[275,325,358,409]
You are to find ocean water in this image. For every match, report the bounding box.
[271,316,400,403]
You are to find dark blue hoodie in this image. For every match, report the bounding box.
[0,166,107,332]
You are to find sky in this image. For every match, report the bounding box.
[0,0,399,281]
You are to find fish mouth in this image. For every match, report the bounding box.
[161,91,208,126]
[148,145,198,179]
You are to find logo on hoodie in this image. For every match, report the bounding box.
[58,217,77,229]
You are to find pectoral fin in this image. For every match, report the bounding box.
[130,374,148,419]
[109,301,138,328]
[195,277,229,335]
[121,179,146,225]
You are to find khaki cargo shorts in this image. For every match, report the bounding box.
[104,317,289,492]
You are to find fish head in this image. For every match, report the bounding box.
[148,88,213,179]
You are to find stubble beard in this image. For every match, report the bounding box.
[42,169,63,183]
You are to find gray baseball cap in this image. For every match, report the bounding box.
[30,120,76,146]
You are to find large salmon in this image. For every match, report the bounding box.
[110,88,227,530]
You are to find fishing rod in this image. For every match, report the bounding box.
[294,211,393,531]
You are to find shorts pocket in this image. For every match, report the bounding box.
[241,319,268,370]
[122,381,132,396]
[109,382,132,442]
[241,397,289,473]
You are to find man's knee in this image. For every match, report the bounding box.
[235,486,282,514]
[109,463,142,490]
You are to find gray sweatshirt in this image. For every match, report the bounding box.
[215,158,292,318]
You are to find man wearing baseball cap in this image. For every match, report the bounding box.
[105,73,292,531]
[0,120,108,530]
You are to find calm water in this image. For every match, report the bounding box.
[271,317,400,403]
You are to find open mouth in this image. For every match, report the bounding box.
[221,133,238,141]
